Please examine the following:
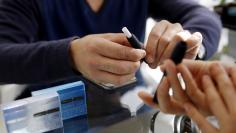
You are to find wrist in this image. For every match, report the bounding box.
[69,38,81,74]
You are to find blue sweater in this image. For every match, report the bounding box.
[0,0,221,84]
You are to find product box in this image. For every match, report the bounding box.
[0,93,63,133]
[32,81,87,120]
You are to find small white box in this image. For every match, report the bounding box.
[0,93,63,133]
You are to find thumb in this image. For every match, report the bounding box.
[96,33,131,47]
[106,33,132,47]
[186,32,202,53]
[176,31,202,59]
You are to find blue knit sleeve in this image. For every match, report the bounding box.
[0,0,77,84]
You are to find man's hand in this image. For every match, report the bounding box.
[70,33,146,85]
[145,20,202,69]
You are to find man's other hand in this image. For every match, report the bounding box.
[145,20,202,69]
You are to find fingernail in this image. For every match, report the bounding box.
[194,32,202,38]
[193,34,200,41]
[193,32,203,42]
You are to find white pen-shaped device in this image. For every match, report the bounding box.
[122,27,143,49]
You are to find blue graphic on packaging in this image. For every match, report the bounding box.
[32,81,87,120]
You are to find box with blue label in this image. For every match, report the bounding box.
[0,93,63,133]
[32,81,87,120]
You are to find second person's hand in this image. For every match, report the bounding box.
[145,20,203,69]
[138,59,210,114]
[138,60,236,115]
[185,63,236,133]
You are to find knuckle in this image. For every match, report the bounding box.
[150,29,161,38]
[160,20,170,25]
[210,62,219,67]
[173,23,182,29]
[210,62,220,70]
[87,42,98,52]
[209,62,221,76]
[159,37,170,45]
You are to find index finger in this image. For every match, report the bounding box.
[164,60,189,103]
[178,64,205,108]
[158,77,185,114]
[98,33,131,47]
[96,39,146,62]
